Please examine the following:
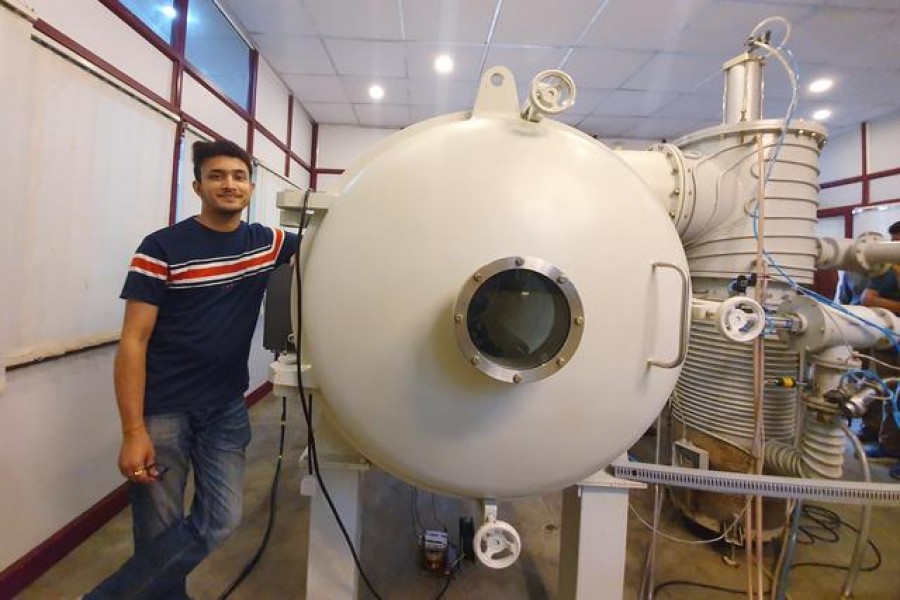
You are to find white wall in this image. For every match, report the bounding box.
[2,349,121,571]
[290,158,311,189]
[316,124,399,170]
[1,1,33,393]
[182,73,247,143]
[819,182,863,209]
[254,57,289,141]
[25,0,172,100]
[9,43,174,366]
[253,129,286,174]
[815,215,844,239]
[817,111,900,236]
[176,127,213,223]
[291,101,313,167]
[1,4,136,572]
[867,110,900,204]
[868,110,900,174]
[819,126,861,184]
[314,124,399,191]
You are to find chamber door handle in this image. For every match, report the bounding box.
[647,261,690,369]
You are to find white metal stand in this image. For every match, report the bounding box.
[558,469,646,600]
[299,410,371,600]
[301,436,369,600]
[270,356,371,599]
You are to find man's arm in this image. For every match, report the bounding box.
[114,300,159,484]
[860,288,900,314]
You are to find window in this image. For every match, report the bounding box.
[453,256,585,384]
[467,270,571,370]
[186,0,251,108]
[118,0,177,43]
[853,203,900,238]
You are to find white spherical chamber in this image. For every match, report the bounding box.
[301,68,691,498]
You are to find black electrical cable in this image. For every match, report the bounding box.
[292,193,468,600]
[654,580,771,597]
[790,504,882,573]
[434,573,454,599]
[292,194,385,600]
[216,396,288,600]
[434,550,465,599]
[656,504,884,598]
[795,504,840,545]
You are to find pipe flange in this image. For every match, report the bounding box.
[648,143,695,232]
[853,232,889,275]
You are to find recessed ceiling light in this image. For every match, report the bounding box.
[809,78,833,93]
[434,54,454,74]
[159,5,177,19]
[368,84,385,101]
[812,108,832,121]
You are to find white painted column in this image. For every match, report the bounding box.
[558,470,645,600]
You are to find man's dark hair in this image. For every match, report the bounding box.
[192,139,253,182]
[890,221,900,236]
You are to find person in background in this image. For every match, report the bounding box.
[859,221,900,480]
[85,139,298,598]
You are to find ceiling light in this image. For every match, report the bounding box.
[368,84,385,101]
[159,5,177,19]
[434,54,454,75]
[808,78,833,93]
[812,108,832,121]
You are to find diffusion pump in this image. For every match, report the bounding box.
[617,43,900,537]
[271,20,900,598]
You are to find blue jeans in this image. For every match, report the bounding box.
[86,396,251,600]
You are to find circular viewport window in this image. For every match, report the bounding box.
[454,257,584,383]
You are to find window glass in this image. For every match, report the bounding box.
[467,270,571,370]
[853,203,900,238]
[185,0,251,108]
[119,0,177,43]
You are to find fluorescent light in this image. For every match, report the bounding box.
[159,5,177,19]
[812,108,832,121]
[808,78,833,93]
[368,84,385,101]
[434,54,454,74]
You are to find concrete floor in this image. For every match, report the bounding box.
[21,395,900,599]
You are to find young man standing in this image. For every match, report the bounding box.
[86,139,298,598]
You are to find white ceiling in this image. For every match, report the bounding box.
[219,0,900,140]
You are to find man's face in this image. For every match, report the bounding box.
[892,231,900,242]
[192,156,253,216]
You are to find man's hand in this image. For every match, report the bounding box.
[861,287,900,315]
[114,300,159,484]
[119,427,156,484]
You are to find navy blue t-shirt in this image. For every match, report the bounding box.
[866,268,900,302]
[121,218,298,415]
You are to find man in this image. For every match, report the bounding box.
[860,221,900,313]
[86,139,298,599]
[859,220,900,480]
